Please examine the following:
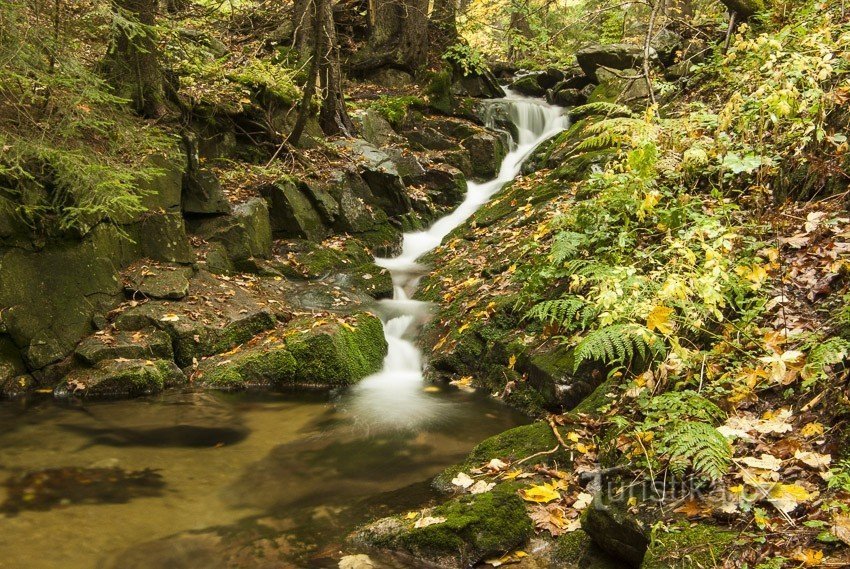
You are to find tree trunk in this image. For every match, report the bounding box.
[103,0,168,118]
[288,0,321,147]
[292,0,315,59]
[430,0,458,40]
[317,0,353,135]
[507,0,531,62]
[720,0,767,19]
[349,0,429,74]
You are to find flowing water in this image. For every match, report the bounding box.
[0,91,567,569]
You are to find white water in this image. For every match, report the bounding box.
[344,90,568,428]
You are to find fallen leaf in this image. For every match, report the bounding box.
[528,503,570,535]
[486,459,508,472]
[451,472,474,489]
[519,483,561,503]
[767,483,812,513]
[414,516,446,528]
[573,492,593,511]
[800,422,825,437]
[794,450,831,470]
[741,453,783,471]
[339,554,374,569]
[832,515,850,546]
[674,499,706,518]
[470,481,496,494]
[793,548,824,567]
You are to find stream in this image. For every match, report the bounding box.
[0,91,567,569]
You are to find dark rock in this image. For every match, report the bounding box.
[520,346,600,410]
[558,67,593,90]
[549,87,587,107]
[538,67,566,89]
[461,132,507,180]
[369,68,414,88]
[576,43,657,82]
[651,28,683,67]
[124,265,193,301]
[422,164,466,207]
[0,336,27,394]
[182,168,231,215]
[334,139,413,217]
[133,213,196,264]
[135,148,186,216]
[582,491,651,568]
[403,126,455,151]
[352,108,403,147]
[509,74,546,97]
[720,0,766,19]
[450,70,505,99]
[191,198,273,268]
[384,148,426,183]
[588,67,652,107]
[552,530,627,569]
[259,179,329,242]
[57,359,185,399]
[74,328,174,366]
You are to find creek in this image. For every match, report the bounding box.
[0,91,566,569]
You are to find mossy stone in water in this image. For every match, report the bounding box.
[199,342,297,390]
[57,359,185,399]
[360,484,533,568]
[553,530,628,569]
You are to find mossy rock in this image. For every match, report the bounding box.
[197,340,297,390]
[434,422,568,492]
[74,328,174,366]
[582,488,654,568]
[641,522,737,569]
[285,312,387,386]
[57,359,185,399]
[553,530,629,569]
[357,484,533,568]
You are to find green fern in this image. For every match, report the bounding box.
[570,101,633,119]
[641,391,726,426]
[526,296,597,330]
[660,421,732,480]
[576,117,648,152]
[802,337,850,387]
[549,231,587,264]
[573,324,662,371]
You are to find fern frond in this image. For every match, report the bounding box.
[572,324,662,371]
[642,391,725,426]
[526,296,597,331]
[660,421,732,481]
[570,101,633,119]
[802,337,850,386]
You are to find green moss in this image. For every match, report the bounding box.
[369,96,426,128]
[172,311,277,367]
[201,344,297,390]
[228,59,300,106]
[553,530,625,569]
[286,313,387,386]
[434,422,568,491]
[642,522,737,568]
[424,70,455,115]
[572,376,619,414]
[389,484,534,565]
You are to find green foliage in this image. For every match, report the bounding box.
[640,390,726,426]
[801,336,850,387]
[573,324,663,371]
[526,297,598,331]
[827,459,850,493]
[443,43,488,76]
[369,96,425,128]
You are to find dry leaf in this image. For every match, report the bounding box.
[470,481,496,494]
[741,453,783,471]
[519,483,561,503]
[414,516,446,528]
[794,450,831,470]
[832,515,850,546]
[451,472,474,489]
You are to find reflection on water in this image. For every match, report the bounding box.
[0,389,526,569]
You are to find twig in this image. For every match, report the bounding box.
[643,0,661,108]
[516,444,561,465]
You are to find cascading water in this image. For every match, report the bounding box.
[343,90,569,427]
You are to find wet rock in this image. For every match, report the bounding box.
[510,74,547,97]
[57,358,185,398]
[403,126,455,151]
[334,139,413,217]
[450,70,505,99]
[355,484,533,568]
[198,312,387,389]
[538,67,566,89]
[74,328,174,366]
[520,345,602,410]
[548,87,587,107]
[352,108,403,147]
[462,131,507,180]
[124,264,193,300]
[582,491,651,568]
[384,148,426,183]
[576,43,657,82]
[191,198,273,269]
[0,336,25,385]
[135,148,186,215]
[259,179,329,242]
[182,167,231,215]
[422,164,467,207]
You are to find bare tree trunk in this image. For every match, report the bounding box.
[292,0,315,59]
[430,0,458,40]
[317,0,353,135]
[349,0,429,74]
[288,0,321,147]
[507,0,531,62]
[103,0,168,118]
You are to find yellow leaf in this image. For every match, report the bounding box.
[793,549,824,567]
[518,483,561,503]
[800,422,824,437]
[646,305,675,335]
[458,323,470,334]
[768,483,812,513]
[405,511,419,520]
[567,431,580,443]
[508,354,517,369]
[736,264,769,290]
[502,469,523,481]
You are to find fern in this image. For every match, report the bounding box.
[549,230,587,264]
[573,324,662,371]
[802,337,850,387]
[576,117,649,152]
[660,421,732,481]
[570,101,633,119]
[641,391,726,426]
[526,296,597,330]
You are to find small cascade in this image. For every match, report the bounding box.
[342,90,569,428]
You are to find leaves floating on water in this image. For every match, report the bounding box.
[2,466,165,515]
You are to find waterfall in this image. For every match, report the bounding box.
[342,90,569,428]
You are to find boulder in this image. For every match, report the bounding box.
[334,139,413,217]
[551,530,626,569]
[403,126,455,151]
[548,87,587,107]
[450,70,505,99]
[650,28,683,67]
[197,312,387,389]
[123,264,193,300]
[384,148,426,183]
[538,67,566,89]
[133,213,196,264]
[191,198,273,268]
[355,484,533,568]
[0,336,26,394]
[588,67,652,107]
[182,167,231,215]
[720,0,766,19]
[0,224,130,370]
[57,359,185,399]
[369,68,414,88]
[259,179,329,242]
[135,148,185,215]
[520,346,601,410]
[509,74,546,97]
[576,43,657,81]
[461,132,507,180]
[582,491,651,568]
[422,165,467,207]
[352,109,403,147]
[74,328,174,366]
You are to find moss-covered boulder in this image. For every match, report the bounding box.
[196,338,297,390]
[510,74,547,98]
[131,213,196,264]
[582,490,652,568]
[434,422,568,492]
[57,359,185,399]
[553,530,630,569]
[286,312,387,386]
[576,44,657,82]
[124,264,193,300]
[259,179,330,242]
[333,139,413,217]
[182,167,231,215]
[355,484,533,568]
[191,197,273,269]
[352,108,403,147]
[462,132,508,180]
[641,522,737,569]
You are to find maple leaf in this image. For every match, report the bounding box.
[758,350,805,384]
[414,516,447,528]
[451,472,474,489]
[470,481,495,494]
[646,305,674,335]
[767,483,813,513]
[832,515,850,546]
[793,549,824,567]
[528,503,570,535]
[519,483,561,503]
[800,422,825,437]
[794,450,831,470]
[674,499,706,518]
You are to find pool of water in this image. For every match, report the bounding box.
[0,388,527,568]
